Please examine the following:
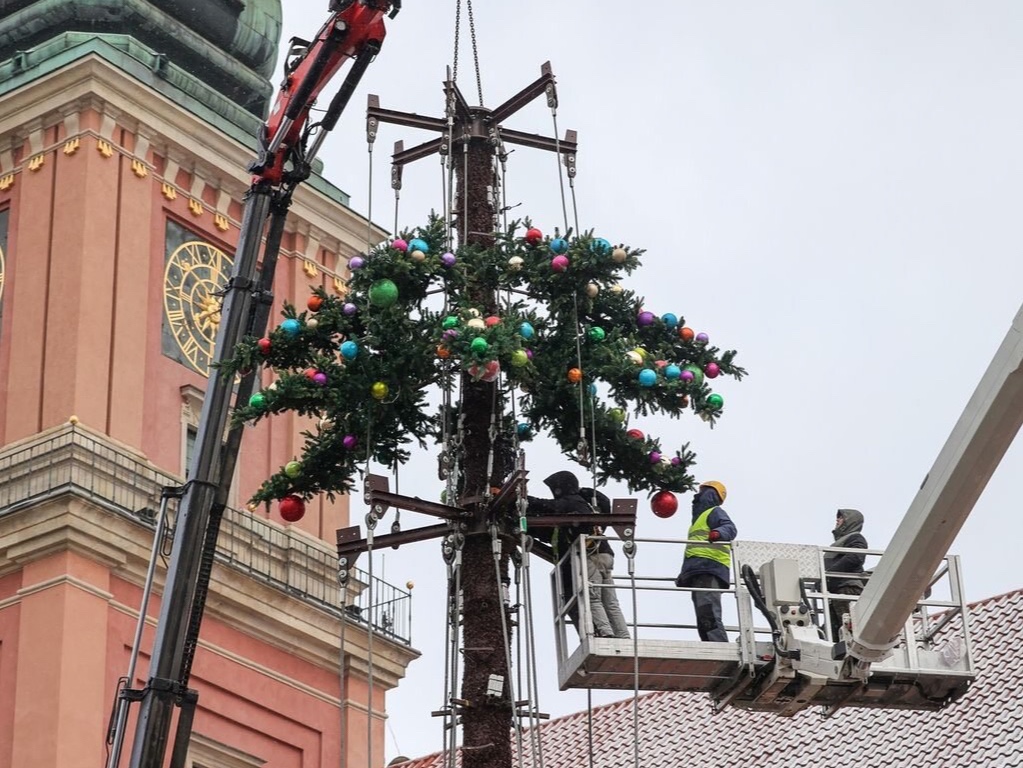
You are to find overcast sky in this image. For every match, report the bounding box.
[279,2,1023,761]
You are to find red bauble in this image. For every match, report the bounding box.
[257,337,272,355]
[280,495,306,522]
[626,428,645,441]
[525,227,543,245]
[651,490,678,518]
[304,367,318,380]
[307,295,323,312]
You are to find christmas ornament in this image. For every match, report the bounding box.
[551,255,570,272]
[442,329,460,342]
[550,237,569,254]
[519,322,535,340]
[284,460,302,478]
[679,326,695,342]
[525,349,534,360]
[651,490,678,518]
[626,428,645,440]
[638,369,657,387]
[441,252,457,267]
[525,227,543,245]
[281,318,301,336]
[683,365,704,385]
[318,418,333,430]
[508,256,524,271]
[257,337,271,355]
[609,408,626,423]
[342,434,358,450]
[585,282,600,297]
[280,495,305,522]
[705,362,720,379]
[340,340,359,360]
[467,318,486,331]
[516,422,532,438]
[610,283,623,294]
[368,279,398,308]
[484,315,501,327]
[588,326,606,341]
[313,372,328,386]
[343,302,357,316]
[408,238,429,253]
[410,249,426,263]
[481,360,501,382]
[632,347,648,360]
[466,308,481,317]
[307,295,323,312]
[442,315,459,329]
[510,349,529,367]
[470,337,489,354]
[627,351,644,365]
[249,392,267,408]
[649,450,662,463]
[306,318,319,329]
[349,256,365,270]
[588,383,597,396]
[371,381,389,400]
[436,345,451,359]
[611,247,628,263]
[707,393,724,409]
[661,312,678,328]
[304,367,318,381]
[591,238,612,255]
[665,364,681,380]
[637,311,655,327]
[391,238,408,252]
[680,370,694,383]
[671,456,682,466]
[696,332,709,344]
[567,368,583,384]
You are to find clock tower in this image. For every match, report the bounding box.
[0,2,417,767]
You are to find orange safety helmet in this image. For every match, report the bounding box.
[699,480,727,503]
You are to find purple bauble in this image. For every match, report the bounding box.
[705,362,720,379]
[392,238,408,252]
[342,434,358,450]
[343,302,357,316]
[525,349,534,360]
[313,372,328,386]
[551,255,570,272]
[680,370,695,383]
[696,332,709,343]
[637,311,655,327]
[649,451,662,464]
[349,256,365,271]
[441,252,456,267]
[671,456,682,466]
[442,329,460,341]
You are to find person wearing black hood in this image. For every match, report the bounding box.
[824,508,868,642]
[674,481,737,642]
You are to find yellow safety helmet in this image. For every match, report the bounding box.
[699,480,727,503]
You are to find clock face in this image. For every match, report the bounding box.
[163,239,233,376]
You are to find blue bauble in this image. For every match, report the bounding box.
[550,237,569,254]
[588,383,598,396]
[661,313,678,329]
[665,364,682,380]
[519,322,535,340]
[638,368,657,387]
[590,237,612,256]
[340,340,359,360]
[408,238,429,254]
[516,422,533,440]
[281,318,301,336]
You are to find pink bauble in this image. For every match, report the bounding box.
[551,255,570,272]
[342,434,358,450]
[392,238,408,252]
[705,362,720,378]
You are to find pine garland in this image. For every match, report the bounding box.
[220,216,746,506]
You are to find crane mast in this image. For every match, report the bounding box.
[108,4,399,767]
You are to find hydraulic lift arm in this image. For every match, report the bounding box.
[113,4,399,768]
[849,300,1023,666]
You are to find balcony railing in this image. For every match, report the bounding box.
[0,424,412,645]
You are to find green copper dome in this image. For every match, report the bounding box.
[0,0,283,117]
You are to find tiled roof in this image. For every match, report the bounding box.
[396,589,1023,768]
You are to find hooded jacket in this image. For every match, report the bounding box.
[824,509,867,592]
[676,487,737,588]
[526,471,593,554]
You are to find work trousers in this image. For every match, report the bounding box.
[829,584,862,642]
[689,572,728,642]
[587,552,630,638]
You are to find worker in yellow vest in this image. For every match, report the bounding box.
[674,481,737,642]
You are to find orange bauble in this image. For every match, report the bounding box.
[679,326,695,342]
[567,367,583,383]
[436,345,451,359]
[307,295,323,312]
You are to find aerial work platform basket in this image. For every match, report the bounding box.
[554,537,975,716]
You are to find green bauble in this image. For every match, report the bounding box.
[683,364,705,386]
[510,349,529,368]
[249,392,267,409]
[609,407,626,424]
[442,315,459,330]
[588,326,606,342]
[707,393,724,409]
[284,460,302,478]
[470,337,489,354]
[369,279,399,307]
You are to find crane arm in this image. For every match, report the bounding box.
[849,301,1023,664]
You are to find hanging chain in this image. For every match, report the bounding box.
[452,0,484,106]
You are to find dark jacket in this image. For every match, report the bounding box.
[676,487,737,588]
[526,471,593,557]
[824,509,867,592]
[580,487,613,556]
